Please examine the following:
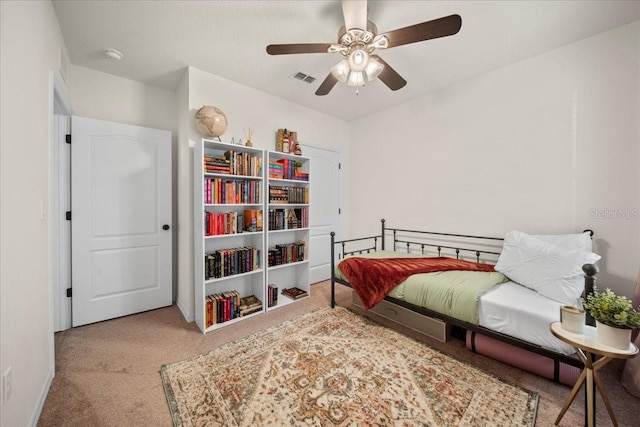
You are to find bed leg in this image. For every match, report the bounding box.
[331,232,336,308]
[331,282,335,308]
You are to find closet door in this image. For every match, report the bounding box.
[302,144,341,284]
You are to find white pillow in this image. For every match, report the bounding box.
[495,231,601,305]
[532,232,593,252]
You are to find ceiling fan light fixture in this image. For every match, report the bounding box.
[347,70,365,87]
[331,59,350,83]
[364,57,384,81]
[348,48,369,72]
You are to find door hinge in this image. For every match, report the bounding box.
[66,288,72,298]
[338,163,341,170]
[65,211,71,221]
[65,134,71,144]
[338,208,341,214]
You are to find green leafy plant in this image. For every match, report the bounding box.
[583,286,640,329]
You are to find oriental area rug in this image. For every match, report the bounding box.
[160,307,538,426]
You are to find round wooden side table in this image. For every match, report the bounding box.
[550,321,638,427]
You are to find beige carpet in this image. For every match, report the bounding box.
[161,306,537,426]
[38,280,639,426]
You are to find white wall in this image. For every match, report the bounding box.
[350,21,640,297]
[176,66,350,320]
[69,65,177,132]
[0,1,69,425]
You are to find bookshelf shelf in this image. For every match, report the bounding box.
[268,293,309,311]
[268,178,309,184]
[205,203,263,207]
[204,230,263,240]
[268,227,310,234]
[205,173,262,180]
[204,309,263,332]
[204,268,264,285]
[268,260,309,270]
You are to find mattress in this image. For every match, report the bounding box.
[478,280,575,355]
[336,252,506,324]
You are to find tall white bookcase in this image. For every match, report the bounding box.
[193,139,266,333]
[193,140,311,333]
[265,150,310,311]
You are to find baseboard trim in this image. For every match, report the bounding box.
[176,299,194,323]
[30,366,54,427]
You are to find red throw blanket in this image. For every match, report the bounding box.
[339,256,495,309]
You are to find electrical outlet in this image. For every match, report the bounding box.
[3,367,12,403]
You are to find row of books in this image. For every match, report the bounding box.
[269,186,309,204]
[204,177,261,204]
[268,158,309,181]
[205,247,260,280]
[281,287,308,300]
[268,241,307,267]
[267,284,278,308]
[268,208,309,230]
[203,150,262,177]
[205,292,263,327]
[268,160,285,178]
[203,209,263,236]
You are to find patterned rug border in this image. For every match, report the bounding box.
[160,306,539,426]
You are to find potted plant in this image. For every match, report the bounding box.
[583,286,640,349]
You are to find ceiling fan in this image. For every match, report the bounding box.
[266,0,462,96]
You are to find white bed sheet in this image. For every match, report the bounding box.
[478,281,576,355]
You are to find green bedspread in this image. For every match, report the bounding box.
[335,250,507,324]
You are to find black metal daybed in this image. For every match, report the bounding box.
[329,219,599,385]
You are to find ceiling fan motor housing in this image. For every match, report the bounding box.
[337,21,379,55]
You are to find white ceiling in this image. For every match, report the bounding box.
[52,0,640,122]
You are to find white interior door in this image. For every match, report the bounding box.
[302,144,342,284]
[71,116,172,327]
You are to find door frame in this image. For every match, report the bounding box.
[49,70,73,342]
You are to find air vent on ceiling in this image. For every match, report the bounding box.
[292,71,316,84]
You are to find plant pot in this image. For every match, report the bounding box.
[596,320,632,350]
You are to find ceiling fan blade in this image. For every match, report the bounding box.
[266,43,332,55]
[371,55,406,91]
[342,0,367,31]
[315,73,339,96]
[379,14,462,49]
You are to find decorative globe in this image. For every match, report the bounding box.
[195,105,228,137]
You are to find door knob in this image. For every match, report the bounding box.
[162,224,170,230]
